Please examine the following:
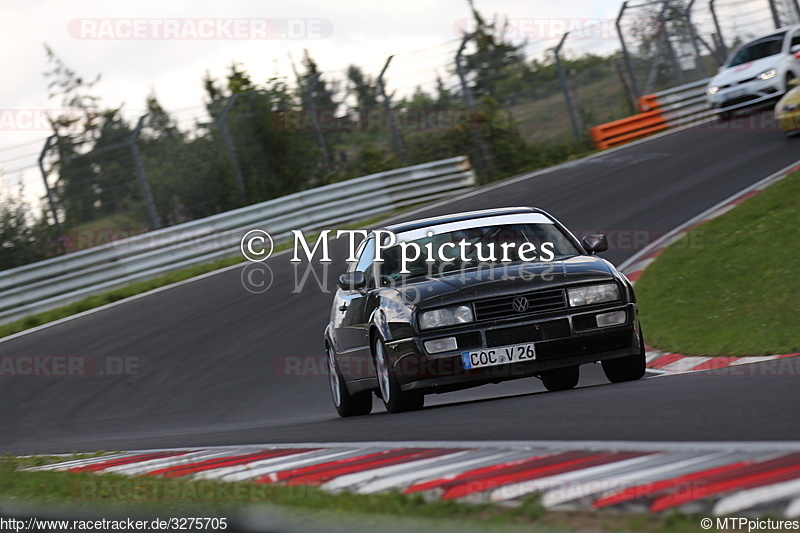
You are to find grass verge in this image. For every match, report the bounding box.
[635,170,800,356]
[0,455,708,532]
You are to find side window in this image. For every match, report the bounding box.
[354,237,376,288]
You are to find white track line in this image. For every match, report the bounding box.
[321,450,471,493]
[487,455,657,502]
[784,496,800,518]
[204,449,359,483]
[350,450,520,495]
[106,449,240,476]
[713,478,800,516]
[658,357,712,373]
[540,452,727,508]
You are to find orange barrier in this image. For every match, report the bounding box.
[637,94,660,112]
[589,107,667,150]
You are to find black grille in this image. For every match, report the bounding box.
[720,77,756,89]
[536,331,631,360]
[719,94,762,109]
[485,319,571,347]
[473,289,566,321]
[454,332,482,350]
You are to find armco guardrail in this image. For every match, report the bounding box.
[0,156,476,325]
[590,79,711,150]
[638,79,712,127]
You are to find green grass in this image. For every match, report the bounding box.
[635,170,800,356]
[0,455,709,532]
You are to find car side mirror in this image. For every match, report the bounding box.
[581,234,608,254]
[791,44,800,54]
[338,271,366,291]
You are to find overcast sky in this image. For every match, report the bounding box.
[0,0,775,203]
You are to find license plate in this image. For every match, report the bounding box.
[723,88,746,100]
[461,343,536,370]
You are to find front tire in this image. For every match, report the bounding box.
[602,353,646,383]
[541,365,580,392]
[374,338,424,413]
[602,331,647,383]
[328,346,372,417]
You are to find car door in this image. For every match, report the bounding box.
[331,236,378,381]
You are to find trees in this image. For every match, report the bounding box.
[8,14,602,269]
[461,0,531,103]
[0,183,49,269]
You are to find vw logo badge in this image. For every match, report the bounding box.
[512,297,529,312]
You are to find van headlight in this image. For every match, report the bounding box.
[419,305,474,330]
[707,86,720,95]
[567,283,621,307]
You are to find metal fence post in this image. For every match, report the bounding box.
[659,1,686,86]
[130,115,161,230]
[455,33,495,180]
[305,73,330,171]
[38,134,63,238]
[686,0,709,77]
[614,57,637,114]
[709,0,728,60]
[768,0,782,28]
[218,93,246,204]
[377,55,408,165]
[555,33,584,139]
[617,1,642,103]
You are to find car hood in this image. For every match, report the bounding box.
[392,255,616,309]
[711,56,779,86]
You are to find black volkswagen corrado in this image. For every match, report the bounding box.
[324,207,646,416]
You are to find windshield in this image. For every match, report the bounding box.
[727,34,785,67]
[380,223,580,282]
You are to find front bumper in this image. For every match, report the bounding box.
[385,303,642,393]
[707,77,783,113]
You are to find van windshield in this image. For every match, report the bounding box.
[727,34,785,67]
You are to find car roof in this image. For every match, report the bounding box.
[739,25,798,46]
[382,206,547,233]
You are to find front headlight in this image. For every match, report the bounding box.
[757,68,777,81]
[567,283,621,307]
[419,305,474,330]
[783,103,800,112]
[707,86,720,95]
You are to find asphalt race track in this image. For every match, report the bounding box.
[1,113,798,454]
